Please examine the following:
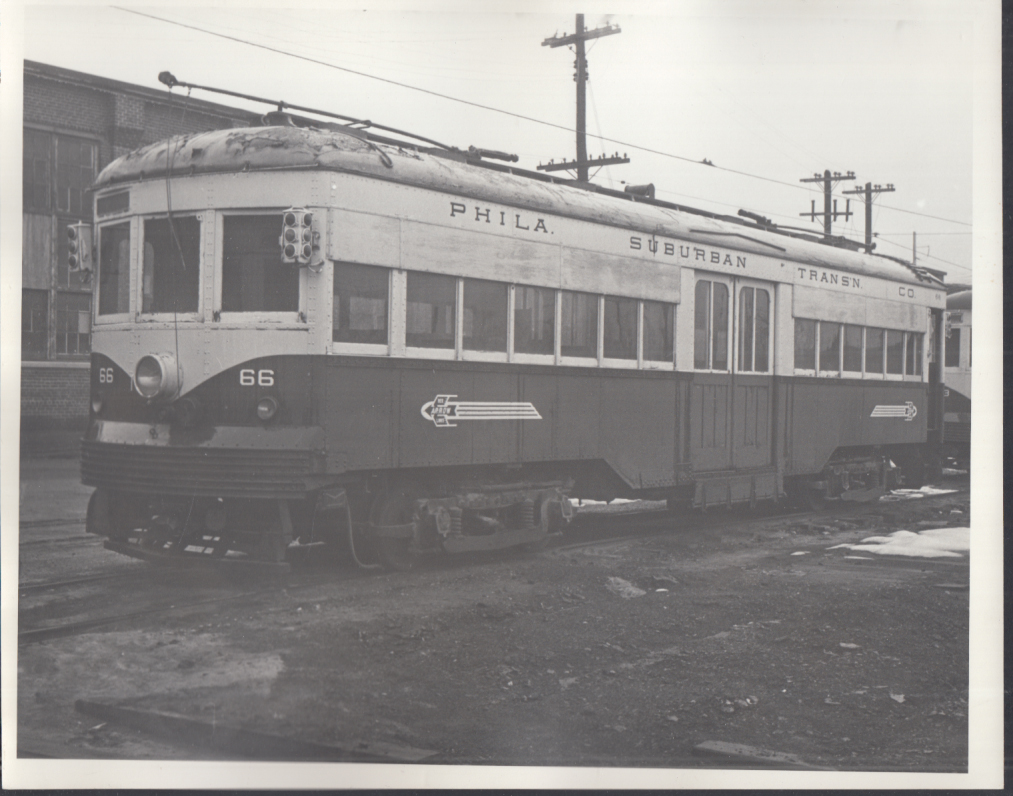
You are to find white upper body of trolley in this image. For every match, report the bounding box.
[86,125,946,395]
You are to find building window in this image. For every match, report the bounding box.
[865,328,885,374]
[514,285,554,355]
[818,321,841,373]
[560,290,597,358]
[944,327,961,367]
[905,332,923,376]
[843,324,863,373]
[22,289,48,360]
[56,136,96,216]
[142,216,200,313]
[603,296,637,360]
[98,222,131,315]
[463,278,507,352]
[643,300,675,362]
[23,129,52,212]
[55,292,91,356]
[333,262,388,344]
[222,215,299,312]
[695,280,729,370]
[406,272,455,349]
[794,318,816,371]
[737,287,769,372]
[22,129,97,215]
[885,330,904,374]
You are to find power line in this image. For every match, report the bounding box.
[874,236,972,273]
[112,7,975,229]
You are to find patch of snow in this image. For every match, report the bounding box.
[880,485,958,502]
[606,576,647,599]
[829,527,969,558]
[790,551,808,556]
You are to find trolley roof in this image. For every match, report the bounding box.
[94,125,943,289]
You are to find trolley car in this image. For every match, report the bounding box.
[75,104,947,570]
[942,289,971,469]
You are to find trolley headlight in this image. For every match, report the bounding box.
[256,395,280,422]
[91,395,104,415]
[134,353,182,401]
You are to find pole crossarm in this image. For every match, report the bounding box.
[841,181,896,252]
[537,155,630,173]
[542,24,621,47]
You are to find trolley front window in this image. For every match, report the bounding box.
[142,216,200,314]
[98,222,131,316]
[407,272,455,349]
[333,262,388,344]
[945,327,961,367]
[560,290,597,358]
[222,215,299,313]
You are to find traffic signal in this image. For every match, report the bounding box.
[67,222,92,271]
[280,207,314,264]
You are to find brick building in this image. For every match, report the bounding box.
[21,60,258,449]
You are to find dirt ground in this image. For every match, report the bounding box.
[16,458,970,772]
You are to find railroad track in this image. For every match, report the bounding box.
[17,484,967,646]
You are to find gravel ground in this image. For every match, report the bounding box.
[15,460,972,778]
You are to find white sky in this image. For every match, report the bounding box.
[20,0,979,279]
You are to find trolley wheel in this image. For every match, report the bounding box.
[371,484,419,572]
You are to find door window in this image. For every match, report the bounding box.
[737,286,769,372]
[694,279,729,370]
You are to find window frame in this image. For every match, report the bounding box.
[693,276,732,373]
[733,281,773,375]
[404,270,460,361]
[510,284,556,367]
[557,290,601,368]
[841,323,864,378]
[601,294,640,369]
[94,217,135,325]
[817,320,843,378]
[137,211,205,322]
[641,299,676,370]
[215,210,306,327]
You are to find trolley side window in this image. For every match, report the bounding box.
[406,271,455,349]
[560,290,598,358]
[793,318,816,371]
[643,300,675,362]
[694,280,729,370]
[865,328,885,374]
[333,262,388,344]
[885,330,904,374]
[818,321,841,373]
[463,278,508,352]
[737,287,769,372]
[603,296,637,360]
[944,327,961,367]
[514,285,554,355]
[843,324,863,373]
[905,332,923,376]
[98,222,131,315]
[142,216,200,314]
[222,215,299,313]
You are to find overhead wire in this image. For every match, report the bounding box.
[113,6,974,229]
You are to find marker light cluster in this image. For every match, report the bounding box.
[67,222,92,271]
[280,207,314,264]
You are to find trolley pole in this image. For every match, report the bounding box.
[799,169,856,237]
[541,15,624,182]
[842,181,895,253]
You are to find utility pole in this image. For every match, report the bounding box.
[842,181,895,253]
[799,170,856,237]
[541,14,626,182]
